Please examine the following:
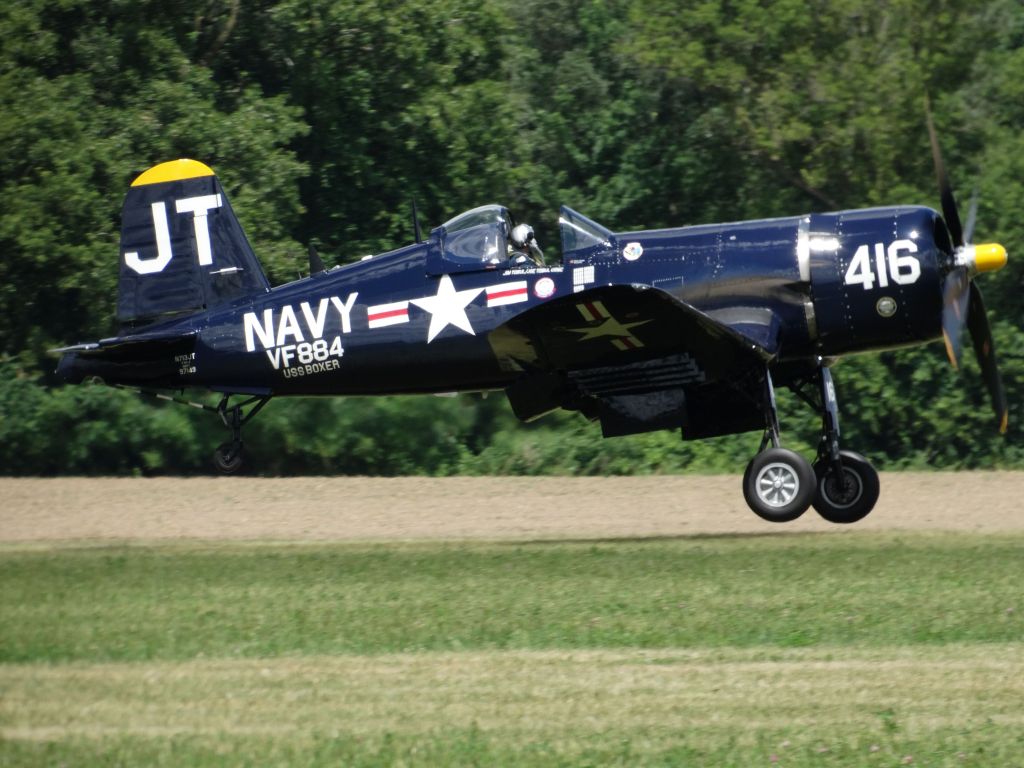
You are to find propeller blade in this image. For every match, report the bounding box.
[963,189,979,245]
[966,282,1009,433]
[941,267,970,367]
[926,100,963,248]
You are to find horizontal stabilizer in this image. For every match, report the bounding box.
[52,329,196,356]
[55,329,197,385]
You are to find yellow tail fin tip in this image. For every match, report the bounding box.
[131,159,215,187]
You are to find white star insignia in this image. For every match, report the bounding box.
[410,275,484,343]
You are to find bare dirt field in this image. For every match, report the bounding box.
[1,472,1022,544]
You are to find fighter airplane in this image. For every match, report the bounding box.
[55,119,1009,524]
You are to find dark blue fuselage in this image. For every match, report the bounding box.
[62,203,947,403]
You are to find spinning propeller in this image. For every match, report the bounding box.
[926,103,1009,434]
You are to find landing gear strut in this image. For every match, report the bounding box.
[793,365,879,524]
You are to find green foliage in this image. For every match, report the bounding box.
[0,362,204,474]
[832,323,1024,469]
[460,413,765,475]
[1,0,1022,474]
[0,360,480,474]
[0,0,307,356]
[216,0,517,255]
[628,0,987,212]
[243,394,479,475]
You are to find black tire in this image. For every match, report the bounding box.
[742,447,815,523]
[213,441,245,474]
[812,450,880,524]
[742,456,755,492]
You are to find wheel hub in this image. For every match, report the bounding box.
[822,468,863,509]
[755,463,800,508]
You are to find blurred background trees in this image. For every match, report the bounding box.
[1,0,1021,474]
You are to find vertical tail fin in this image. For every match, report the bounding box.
[117,159,270,328]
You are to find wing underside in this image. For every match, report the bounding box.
[489,285,779,439]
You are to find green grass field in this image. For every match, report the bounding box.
[3,533,1024,765]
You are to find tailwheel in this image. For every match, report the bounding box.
[743,447,816,523]
[213,441,245,474]
[211,393,271,475]
[812,450,879,524]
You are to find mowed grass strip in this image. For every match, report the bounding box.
[5,646,1024,736]
[3,647,1024,766]
[3,534,1024,765]
[2,533,1023,662]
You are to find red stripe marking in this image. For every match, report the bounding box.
[369,308,408,321]
[586,301,609,319]
[488,287,527,300]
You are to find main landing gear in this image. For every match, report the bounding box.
[742,366,879,524]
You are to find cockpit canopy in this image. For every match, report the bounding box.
[558,205,614,259]
[425,203,616,275]
[427,205,514,274]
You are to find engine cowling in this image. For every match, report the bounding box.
[806,206,946,356]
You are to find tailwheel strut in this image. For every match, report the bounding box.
[742,369,815,523]
[213,394,272,474]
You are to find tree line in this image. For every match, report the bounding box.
[1,0,1021,474]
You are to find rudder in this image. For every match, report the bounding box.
[117,159,270,328]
